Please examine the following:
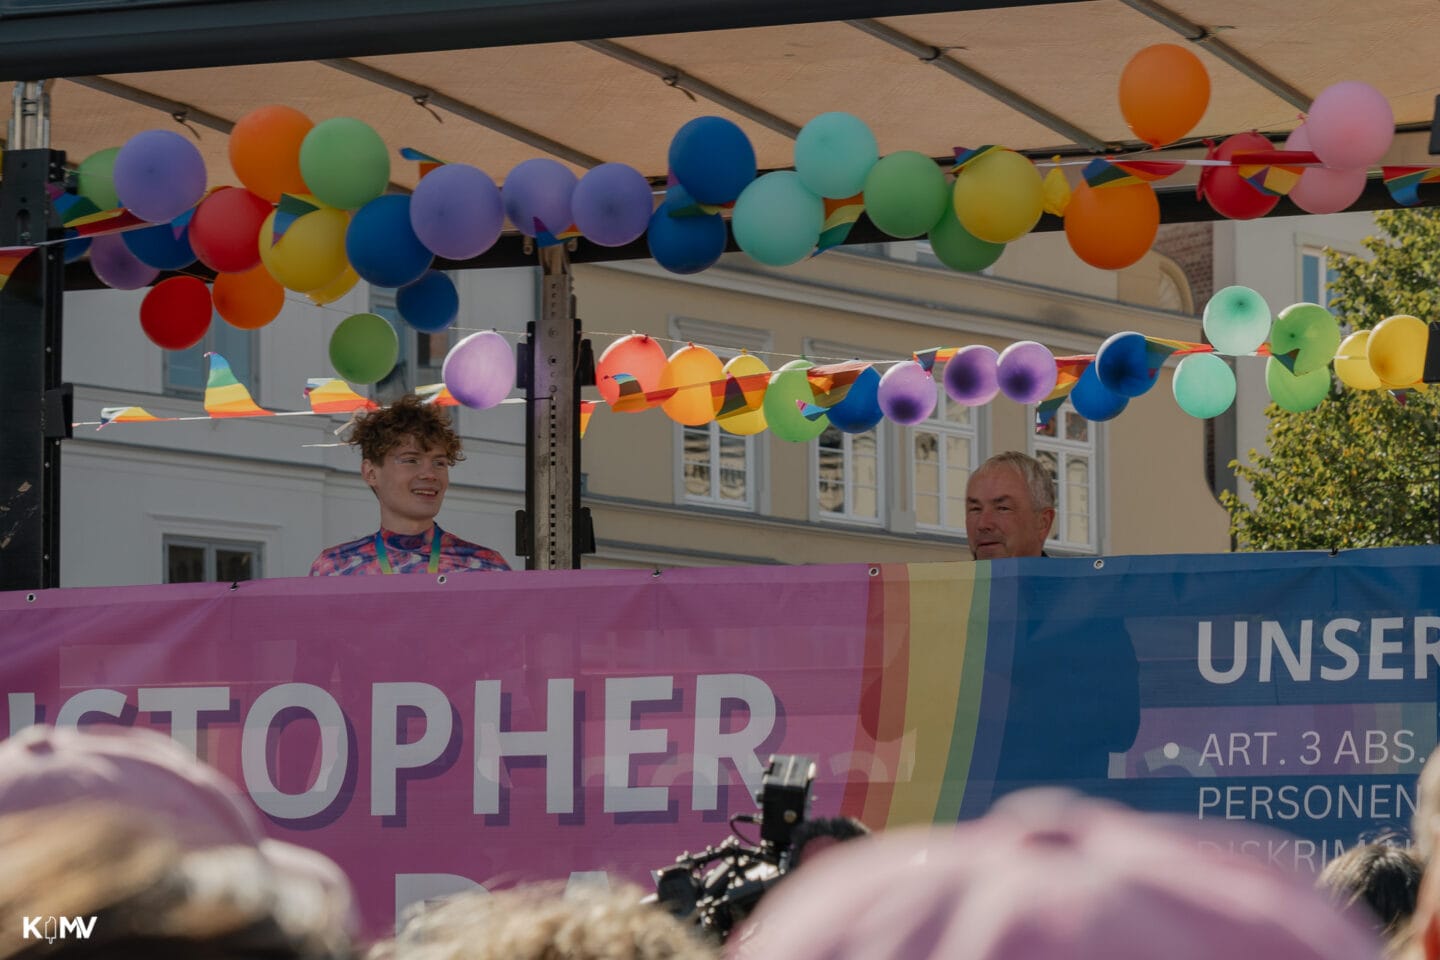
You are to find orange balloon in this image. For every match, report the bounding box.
[229,105,314,202]
[660,345,725,425]
[1063,181,1160,270]
[596,334,668,412]
[213,264,285,330]
[1119,44,1210,148]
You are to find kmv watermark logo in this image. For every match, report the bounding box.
[22,916,97,943]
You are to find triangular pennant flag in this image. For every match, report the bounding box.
[1236,162,1304,197]
[952,145,1004,172]
[806,360,869,408]
[1143,336,1191,375]
[170,207,196,238]
[533,218,583,249]
[1081,158,1185,189]
[715,374,759,419]
[608,373,650,413]
[416,383,460,407]
[0,246,34,293]
[52,193,101,224]
[273,194,320,245]
[66,207,149,238]
[304,378,377,415]
[204,353,274,418]
[1035,394,1068,431]
[1381,166,1440,207]
[815,193,865,256]
[98,406,162,429]
[400,146,446,179]
[913,348,941,374]
[1034,355,1092,431]
[797,399,829,421]
[1272,349,1301,374]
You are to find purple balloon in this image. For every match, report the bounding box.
[572,163,655,247]
[410,163,504,260]
[443,331,516,410]
[877,360,937,425]
[943,344,1000,405]
[113,129,207,223]
[996,341,1058,404]
[89,233,160,290]
[502,159,577,238]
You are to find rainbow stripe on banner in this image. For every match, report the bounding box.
[840,562,993,828]
[205,353,274,418]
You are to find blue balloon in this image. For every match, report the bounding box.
[1069,362,1129,421]
[1094,331,1160,398]
[122,222,196,270]
[396,271,459,333]
[668,116,756,206]
[646,198,727,275]
[826,366,884,433]
[346,195,434,289]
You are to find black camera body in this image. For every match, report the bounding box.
[651,754,817,941]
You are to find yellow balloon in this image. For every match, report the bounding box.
[1367,315,1428,387]
[953,148,1043,244]
[660,345,725,426]
[258,203,349,293]
[716,353,770,436]
[307,265,359,306]
[1334,330,1382,391]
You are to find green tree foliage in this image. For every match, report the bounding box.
[1222,208,1439,550]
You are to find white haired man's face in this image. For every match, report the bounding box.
[964,465,1055,559]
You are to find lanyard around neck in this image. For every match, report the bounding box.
[375,527,442,575]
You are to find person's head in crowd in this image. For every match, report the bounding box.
[1413,745,1440,863]
[351,394,464,536]
[1317,842,1422,948]
[0,805,354,959]
[371,882,717,960]
[964,451,1056,559]
[0,725,357,952]
[734,788,1385,960]
[788,816,871,871]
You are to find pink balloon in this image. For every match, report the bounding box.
[1303,81,1394,170]
[1284,125,1367,215]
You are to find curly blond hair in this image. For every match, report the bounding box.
[349,395,463,466]
[373,883,716,960]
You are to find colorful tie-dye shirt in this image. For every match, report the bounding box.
[308,525,510,576]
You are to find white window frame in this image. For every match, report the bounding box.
[912,390,985,536]
[163,534,264,583]
[669,317,771,513]
[813,422,887,527]
[1029,401,1101,554]
[1297,240,1347,309]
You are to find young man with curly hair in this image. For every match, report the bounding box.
[309,394,510,576]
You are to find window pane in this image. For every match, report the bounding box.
[683,428,712,498]
[1066,456,1090,489]
[1035,415,1057,438]
[916,493,940,526]
[945,434,972,471]
[1067,513,1090,544]
[1064,411,1088,443]
[817,427,846,513]
[943,399,972,426]
[914,431,939,465]
[853,484,878,519]
[718,434,748,502]
[213,319,254,386]
[1301,253,1320,305]
[166,544,205,583]
[215,548,257,582]
[1035,449,1058,488]
[166,342,206,394]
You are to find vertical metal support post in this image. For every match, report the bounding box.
[520,244,583,569]
[0,81,68,590]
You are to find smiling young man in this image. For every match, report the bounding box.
[309,394,510,576]
[964,451,1057,560]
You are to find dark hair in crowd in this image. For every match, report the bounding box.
[1317,842,1423,946]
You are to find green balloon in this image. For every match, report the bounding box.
[927,196,1004,272]
[77,147,121,211]
[732,171,824,267]
[763,359,828,442]
[1171,353,1236,418]
[300,118,390,211]
[862,151,947,239]
[1269,302,1341,376]
[330,313,399,384]
[1203,285,1271,356]
[1265,356,1330,412]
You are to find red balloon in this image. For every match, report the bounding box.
[1197,133,1280,220]
[140,276,213,350]
[189,187,273,273]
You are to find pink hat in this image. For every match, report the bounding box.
[734,790,1385,960]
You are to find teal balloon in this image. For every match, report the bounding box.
[862,151,947,239]
[928,196,1004,272]
[1265,356,1330,412]
[1172,353,1236,418]
[330,312,399,384]
[794,112,878,199]
[1203,285,1271,356]
[77,147,121,211]
[1270,302,1341,376]
[764,359,828,442]
[300,118,390,210]
[732,171,824,267]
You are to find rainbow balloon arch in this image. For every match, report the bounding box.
[3,43,1438,437]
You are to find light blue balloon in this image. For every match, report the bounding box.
[731,171,824,267]
[1172,352,1237,419]
[1203,285,1271,356]
[794,112,879,199]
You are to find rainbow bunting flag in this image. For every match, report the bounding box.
[797,398,829,421]
[913,348,942,374]
[1381,166,1440,207]
[52,193,101,225]
[952,145,1005,172]
[534,219,584,249]
[66,207,149,238]
[1081,158,1184,189]
[662,179,731,217]
[400,146,446,179]
[1034,356,1093,430]
[608,373,650,413]
[579,400,597,438]
[716,372,769,419]
[1236,162,1303,197]
[204,353,274,418]
[806,360,870,408]
[1143,336,1194,372]
[304,378,377,415]
[0,246,34,293]
[273,194,321,244]
[416,383,460,407]
[98,406,162,429]
[815,193,865,256]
